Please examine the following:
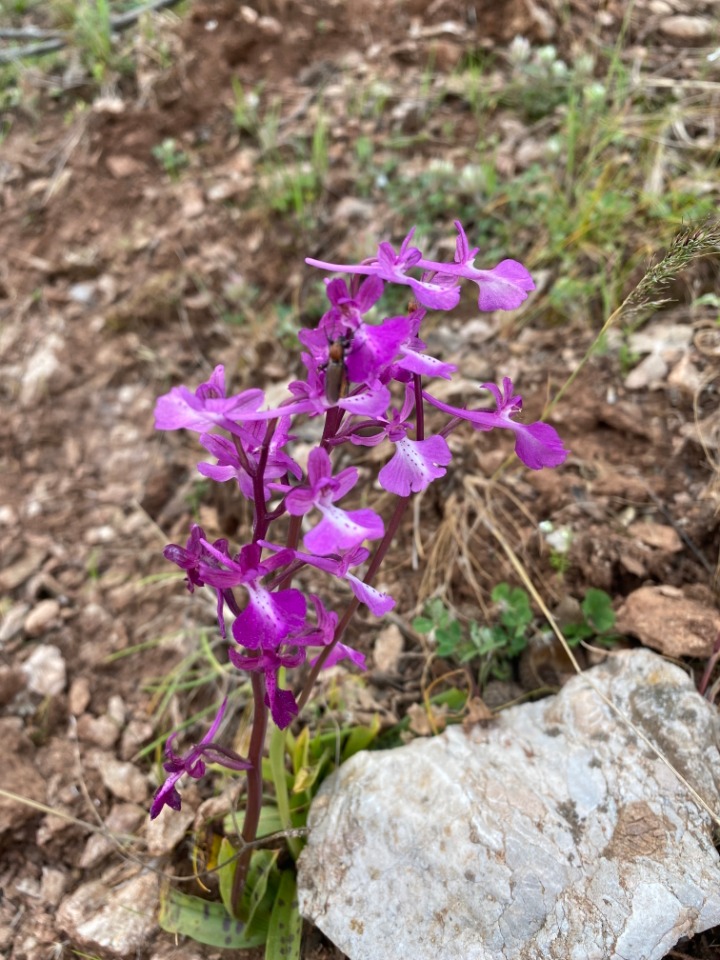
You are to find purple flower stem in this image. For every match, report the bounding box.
[230,670,268,915]
[231,433,253,476]
[251,419,279,542]
[297,378,422,709]
[296,492,411,711]
[321,406,345,444]
[413,374,425,441]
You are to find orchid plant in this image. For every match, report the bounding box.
[152,221,568,917]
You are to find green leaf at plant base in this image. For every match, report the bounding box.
[158,886,268,949]
[265,870,303,960]
[293,747,330,795]
[217,839,280,932]
[581,588,616,633]
[341,714,381,762]
[223,804,285,840]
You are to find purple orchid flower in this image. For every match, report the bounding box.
[287,354,392,419]
[306,229,462,311]
[154,365,265,436]
[292,595,367,670]
[424,377,569,470]
[261,541,394,616]
[163,525,235,637]
[345,386,452,496]
[194,541,306,651]
[150,698,251,819]
[228,647,305,729]
[198,417,301,502]
[284,448,384,556]
[306,223,535,313]
[420,221,535,312]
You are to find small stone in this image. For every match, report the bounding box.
[120,718,154,760]
[146,804,195,855]
[106,695,126,727]
[659,15,714,42]
[624,352,667,390]
[23,644,66,696]
[0,504,17,526]
[40,867,67,906]
[84,525,116,545]
[20,333,69,407]
[181,185,205,219]
[0,666,26,705]
[93,754,148,804]
[24,599,61,637]
[76,714,120,749]
[628,521,683,552]
[616,585,720,658]
[68,677,91,716]
[0,603,30,644]
[373,624,404,673]
[79,803,145,869]
[0,548,48,592]
[68,281,96,305]
[106,155,146,178]
[57,872,159,957]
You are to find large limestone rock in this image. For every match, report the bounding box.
[298,650,720,960]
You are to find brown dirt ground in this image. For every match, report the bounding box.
[1,1,719,958]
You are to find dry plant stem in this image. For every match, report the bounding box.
[231,671,269,914]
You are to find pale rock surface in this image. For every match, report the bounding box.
[298,650,720,960]
[616,586,720,658]
[57,872,158,956]
[23,643,66,696]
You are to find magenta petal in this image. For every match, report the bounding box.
[378,436,451,496]
[474,260,535,311]
[264,672,299,729]
[406,276,461,311]
[150,772,183,819]
[304,506,384,556]
[512,421,569,470]
[345,316,411,382]
[397,349,457,379]
[285,486,317,516]
[338,382,391,418]
[232,587,305,649]
[345,574,395,615]
[198,462,238,483]
[312,642,367,670]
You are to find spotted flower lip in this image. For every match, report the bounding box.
[284,448,384,556]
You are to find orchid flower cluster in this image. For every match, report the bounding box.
[150,221,568,821]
